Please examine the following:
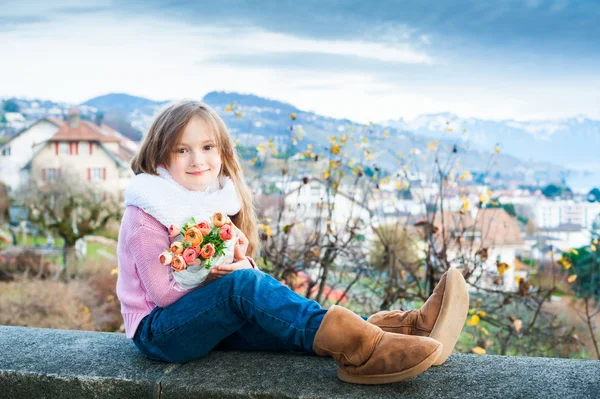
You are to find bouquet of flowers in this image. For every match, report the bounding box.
[158,212,238,289]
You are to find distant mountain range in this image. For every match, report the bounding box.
[385,114,600,172]
[80,92,585,184]
[5,91,600,190]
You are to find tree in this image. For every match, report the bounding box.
[542,184,572,199]
[558,220,600,359]
[2,99,20,113]
[20,179,122,281]
[587,188,600,203]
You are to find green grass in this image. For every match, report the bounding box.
[12,235,116,264]
[86,243,116,261]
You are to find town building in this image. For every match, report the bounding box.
[18,110,138,199]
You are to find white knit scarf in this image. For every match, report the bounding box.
[124,166,241,228]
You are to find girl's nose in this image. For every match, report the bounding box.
[190,151,205,166]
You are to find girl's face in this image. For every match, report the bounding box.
[166,116,222,191]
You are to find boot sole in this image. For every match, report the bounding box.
[429,268,470,365]
[336,343,442,384]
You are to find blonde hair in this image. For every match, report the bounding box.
[131,99,260,257]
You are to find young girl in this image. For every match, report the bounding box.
[116,100,469,385]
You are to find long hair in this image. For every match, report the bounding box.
[131,100,260,257]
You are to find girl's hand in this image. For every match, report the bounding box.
[208,258,253,278]
[233,229,249,261]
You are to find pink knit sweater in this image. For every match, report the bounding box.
[116,206,191,338]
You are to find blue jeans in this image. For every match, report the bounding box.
[132,268,328,363]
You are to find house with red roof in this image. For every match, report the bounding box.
[21,109,138,199]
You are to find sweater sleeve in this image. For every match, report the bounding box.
[126,222,190,308]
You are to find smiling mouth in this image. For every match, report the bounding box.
[188,170,209,176]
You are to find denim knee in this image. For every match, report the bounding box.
[227,268,264,289]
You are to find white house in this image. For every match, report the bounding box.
[526,199,600,230]
[0,117,65,191]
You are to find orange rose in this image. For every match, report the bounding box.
[212,212,226,227]
[200,243,216,259]
[184,227,203,247]
[170,241,184,255]
[171,255,186,271]
[196,221,212,236]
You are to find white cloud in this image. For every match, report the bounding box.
[0,7,598,124]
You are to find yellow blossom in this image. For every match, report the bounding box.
[497,262,510,276]
[467,315,480,326]
[259,224,273,237]
[235,112,242,118]
[383,131,389,138]
[307,144,313,150]
[110,267,118,275]
[495,146,500,154]
[249,157,258,166]
[558,258,572,269]
[323,170,330,179]
[331,144,341,155]
[513,319,523,333]
[568,275,577,283]
[472,346,486,355]
[290,112,297,120]
[462,200,470,211]
[256,144,266,153]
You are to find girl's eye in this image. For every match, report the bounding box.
[203,145,214,151]
[176,148,188,154]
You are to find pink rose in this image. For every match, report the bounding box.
[196,221,212,236]
[171,255,186,271]
[219,223,234,241]
[199,243,216,259]
[170,241,184,255]
[212,212,226,227]
[183,247,198,265]
[168,224,181,237]
[159,252,173,266]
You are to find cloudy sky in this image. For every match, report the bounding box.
[1,0,599,123]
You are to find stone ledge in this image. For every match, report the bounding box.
[0,326,599,398]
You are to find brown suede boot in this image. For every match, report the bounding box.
[313,305,442,384]
[367,267,469,366]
